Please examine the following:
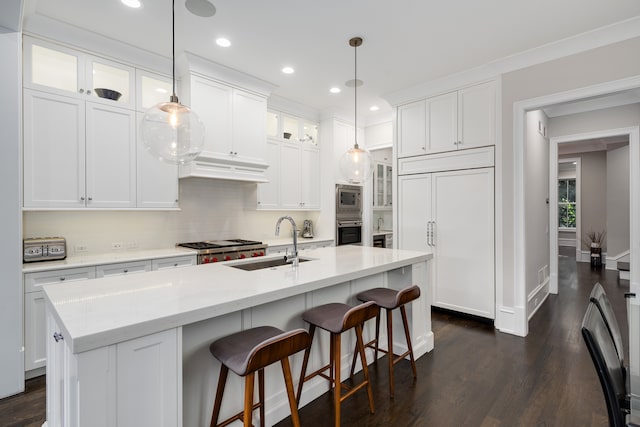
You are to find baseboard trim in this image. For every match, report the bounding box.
[495,305,527,337]
[527,279,550,320]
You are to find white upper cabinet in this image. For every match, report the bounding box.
[258,110,321,210]
[187,75,233,158]
[23,37,179,209]
[85,103,137,208]
[23,89,86,208]
[397,81,495,158]
[232,89,267,164]
[457,82,496,149]
[136,70,173,112]
[24,37,135,109]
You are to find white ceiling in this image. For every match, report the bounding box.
[22,0,640,122]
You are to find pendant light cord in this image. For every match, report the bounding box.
[171,0,177,101]
[353,40,358,149]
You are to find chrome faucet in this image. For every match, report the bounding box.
[377,217,384,231]
[275,216,298,266]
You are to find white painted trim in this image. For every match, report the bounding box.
[527,278,550,320]
[495,305,527,337]
[559,238,576,247]
[493,74,505,335]
[514,76,640,337]
[383,16,640,107]
[550,155,581,294]
[606,250,631,271]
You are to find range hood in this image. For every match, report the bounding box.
[177,52,277,182]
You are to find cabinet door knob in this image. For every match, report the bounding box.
[53,332,64,342]
[59,277,66,281]
[123,270,128,273]
[88,197,93,201]
[80,196,85,201]
[79,88,84,94]
[86,90,92,95]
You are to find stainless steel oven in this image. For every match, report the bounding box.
[336,219,362,246]
[336,184,362,216]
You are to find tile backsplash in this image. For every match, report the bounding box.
[23,178,321,255]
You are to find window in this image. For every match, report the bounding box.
[558,178,576,228]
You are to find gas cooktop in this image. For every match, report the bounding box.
[177,239,262,250]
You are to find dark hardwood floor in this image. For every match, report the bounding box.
[0,251,627,426]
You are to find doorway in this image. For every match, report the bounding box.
[513,76,640,337]
[549,131,632,295]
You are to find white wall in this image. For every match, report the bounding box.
[500,35,640,316]
[559,151,607,251]
[0,28,25,397]
[607,144,630,258]
[549,103,640,138]
[524,110,550,315]
[24,179,324,255]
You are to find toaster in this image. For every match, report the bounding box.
[23,237,67,262]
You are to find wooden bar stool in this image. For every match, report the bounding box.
[296,301,379,427]
[351,285,421,398]
[209,326,311,427]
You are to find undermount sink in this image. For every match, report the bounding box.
[228,257,311,271]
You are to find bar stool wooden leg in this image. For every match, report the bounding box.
[243,372,255,427]
[210,365,229,427]
[386,308,395,398]
[400,305,417,378]
[355,324,375,414]
[333,332,341,427]
[281,357,301,427]
[296,325,316,404]
[258,369,265,427]
[373,312,381,361]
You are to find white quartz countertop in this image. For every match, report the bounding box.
[44,245,431,354]
[22,247,198,273]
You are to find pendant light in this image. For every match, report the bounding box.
[141,0,205,165]
[339,37,373,184]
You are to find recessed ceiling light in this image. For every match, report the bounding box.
[121,0,142,8]
[330,87,341,94]
[216,38,231,48]
[282,66,295,74]
[369,105,379,111]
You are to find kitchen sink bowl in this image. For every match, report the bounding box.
[229,257,311,271]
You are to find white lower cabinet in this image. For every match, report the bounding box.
[96,260,152,278]
[25,255,194,374]
[46,311,180,427]
[25,267,96,372]
[398,167,495,318]
[151,255,196,270]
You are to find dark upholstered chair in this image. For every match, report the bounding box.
[590,282,625,368]
[352,285,421,398]
[296,301,379,427]
[581,302,629,427]
[209,326,311,427]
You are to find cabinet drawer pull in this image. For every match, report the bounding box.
[59,277,66,281]
[123,270,128,273]
[53,332,64,342]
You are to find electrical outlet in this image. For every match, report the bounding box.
[112,242,123,250]
[126,241,138,249]
[75,244,88,253]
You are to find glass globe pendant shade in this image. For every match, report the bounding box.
[339,144,373,184]
[141,100,205,165]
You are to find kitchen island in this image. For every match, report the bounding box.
[43,245,433,427]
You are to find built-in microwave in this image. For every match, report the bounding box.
[336,184,362,215]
